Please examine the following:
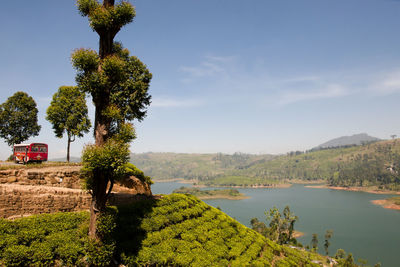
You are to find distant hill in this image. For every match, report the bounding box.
[130,152,275,181]
[314,133,380,149]
[131,139,400,190]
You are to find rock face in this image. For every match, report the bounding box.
[0,166,82,189]
[0,166,152,219]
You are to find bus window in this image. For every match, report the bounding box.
[39,147,47,152]
[31,146,39,152]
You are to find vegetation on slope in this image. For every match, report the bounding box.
[130,152,274,182]
[132,139,400,190]
[0,194,335,266]
[172,186,248,199]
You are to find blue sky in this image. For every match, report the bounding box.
[1,0,400,160]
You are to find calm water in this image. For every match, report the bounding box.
[152,182,400,266]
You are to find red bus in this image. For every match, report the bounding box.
[13,143,48,164]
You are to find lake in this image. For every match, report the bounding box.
[152,182,400,267]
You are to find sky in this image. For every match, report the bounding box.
[1,0,400,160]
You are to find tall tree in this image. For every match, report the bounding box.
[72,0,151,240]
[46,86,91,162]
[0,91,41,148]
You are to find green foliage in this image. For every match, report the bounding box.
[131,139,400,190]
[46,86,91,139]
[81,138,130,190]
[0,91,41,146]
[85,207,118,266]
[311,233,318,251]
[72,43,152,125]
[0,212,88,266]
[46,86,91,161]
[172,186,244,198]
[115,194,318,266]
[76,0,135,33]
[252,206,298,245]
[324,229,333,255]
[124,162,153,184]
[0,194,336,266]
[76,0,100,16]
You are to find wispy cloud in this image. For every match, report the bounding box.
[373,70,400,95]
[152,97,203,108]
[277,84,349,105]
[178,55,400,108]
[179,55,235,80]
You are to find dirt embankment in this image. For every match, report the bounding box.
[0,165,152,219]
[371,199,400,211]
[305,185,400,195]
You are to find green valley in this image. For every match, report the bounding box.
[131,139,400,191]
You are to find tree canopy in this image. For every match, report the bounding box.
[46,86,91,162]
[0,91,41,147]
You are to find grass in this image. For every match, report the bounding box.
[0,161,81,171]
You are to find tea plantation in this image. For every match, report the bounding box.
[0,194,333,266]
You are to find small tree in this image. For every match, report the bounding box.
[46,86,91,162]
[324,229,333,255]
[264,206,298,245]
[0,91,41,148]
[311,233,318,252]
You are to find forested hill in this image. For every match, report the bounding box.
[130,152,275,181]
[131,139,400,190]
[313,133,380,150]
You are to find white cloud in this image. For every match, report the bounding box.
[277,84,349,105]
[152,97,203,108]
[179,55,235,79]
[374,70,400,95]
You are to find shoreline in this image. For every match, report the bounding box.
[198,195,250,200]
[305,185,400,195]
[153,179,292,189]
[371,199,400,211]
[199,184,292,189]
[292,230,304,238]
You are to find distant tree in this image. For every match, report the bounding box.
[46,86,91,162]
[334,248,346,259]
[324,229,333,255]
[0,91,41,148]
[390,134,397,140]
[311,233,318,252]
[250,217,268,237]
[344,253,355,267]
[283,206,298,241]
[264,206,298,244]
[357,258,368,267]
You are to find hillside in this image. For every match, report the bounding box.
[130,152,274,181]
[0,194,335,266]
[314,133,380,149]
[131,139,400,190]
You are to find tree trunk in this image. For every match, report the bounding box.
[88,0,116,240]
[67,133,70,163]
